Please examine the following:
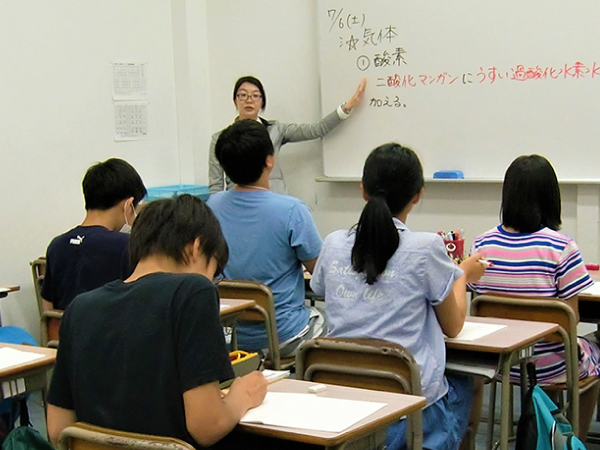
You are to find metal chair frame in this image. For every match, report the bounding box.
[57,422,195,450]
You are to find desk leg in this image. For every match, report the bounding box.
[500,355,512,450]
[486,381,496,450]
[230,326,238,351]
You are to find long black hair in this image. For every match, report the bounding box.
[351,143,424,285]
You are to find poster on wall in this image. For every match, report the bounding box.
[114,102,148,141]
[112,62,147,100]
[112,62,148,141]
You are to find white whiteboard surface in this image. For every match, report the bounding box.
[318,0,600,180]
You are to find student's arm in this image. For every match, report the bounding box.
[47,404,77,446]
[434,279,467,338]
[303,258,318,274]
[434,253,486,338]
[184,372,267,447]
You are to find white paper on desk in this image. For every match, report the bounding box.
[580,282,600,297]
[240,392,386,432]
[0,348,44,371]
[449,321,507,341]
[220,304,229,310]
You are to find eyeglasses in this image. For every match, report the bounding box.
[236,92,262,102]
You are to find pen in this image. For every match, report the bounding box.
[479,259,493,267]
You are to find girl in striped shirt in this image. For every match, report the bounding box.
[469,154,600,438]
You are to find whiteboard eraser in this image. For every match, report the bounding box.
[308,384,327,393]
[433,170,464,179]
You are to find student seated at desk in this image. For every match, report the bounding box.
[469,154,600,438]
[41,158,146,311]
[46,195,268,449]
[207,120,324,357]
[310,144,487,450]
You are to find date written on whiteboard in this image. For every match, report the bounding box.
[369,96,407,108]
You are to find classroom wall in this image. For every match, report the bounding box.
[0,0,197,338]
[1,0,598,340]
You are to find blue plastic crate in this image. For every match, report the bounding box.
[145,184,210,202]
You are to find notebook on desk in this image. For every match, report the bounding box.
[240,392,386,432]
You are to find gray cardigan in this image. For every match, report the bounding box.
[208,109,344,194]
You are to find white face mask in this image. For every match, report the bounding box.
[119,202,137,234]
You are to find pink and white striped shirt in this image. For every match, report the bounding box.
[469,225,592,299]
[469,225,598,384]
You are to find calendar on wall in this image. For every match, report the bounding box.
[112,62,148,141]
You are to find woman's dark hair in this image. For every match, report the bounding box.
[129,194,228,276]
[352,143,424,285]
[233,75,266,110]
[501,154,561,232]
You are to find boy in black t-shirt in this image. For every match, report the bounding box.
[46,194,268,448]
[41,158,147,311]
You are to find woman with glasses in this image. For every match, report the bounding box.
[209,75,366,195]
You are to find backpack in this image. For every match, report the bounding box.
[516,362,587,450]
[1,398,53,450]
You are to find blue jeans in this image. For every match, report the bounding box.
[386,374,474,450]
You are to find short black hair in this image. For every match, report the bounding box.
[215,119,274,186]
[129,194,228,276]
[233,76,266,110]
[82,158,147,210]
[501,154,562,232]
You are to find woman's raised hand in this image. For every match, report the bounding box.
[344,78,367,111]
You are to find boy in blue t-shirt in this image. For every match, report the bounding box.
[41,158,147,311]
[207,120,324,357]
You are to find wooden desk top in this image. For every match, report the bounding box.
[220,299,256,316]
[0,343,56,378]
[0,286,20,299]
[445,316,559,353]
[237,378,426,447]
[579,270,600,301]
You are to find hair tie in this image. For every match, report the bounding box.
[372,189,387,198]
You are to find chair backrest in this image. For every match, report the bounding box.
[30,257,46,315]
[30,257,62,348]
[296,337,423,450]
[57,422,195,450]
[470,294,581,434]
[296,337,421,395]
[217,280,283,369]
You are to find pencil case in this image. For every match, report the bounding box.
[219,351,262,389]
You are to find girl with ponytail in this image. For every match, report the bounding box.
[311,143,487,450]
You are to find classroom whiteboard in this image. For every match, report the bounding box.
[318,0,600,180]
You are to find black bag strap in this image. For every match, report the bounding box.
[526,361,537,391]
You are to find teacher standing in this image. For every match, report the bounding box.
[209,75,366,194]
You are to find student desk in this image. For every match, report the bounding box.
[303,272,324,307]
[445,316,559,450]
[0,285,19,299]
[577,270,600,323]
[220,299,256,350]
[236,378,426,450]
[0,343,56,401]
